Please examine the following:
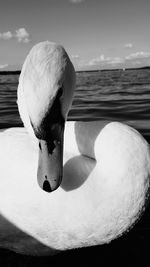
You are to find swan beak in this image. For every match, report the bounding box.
[37,123,64,192]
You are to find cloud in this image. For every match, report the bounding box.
[0,28,30,43]
[89,54,109,65]
[89,52,150,67]
[0,64,8,69]
[109,57,124,65]
[15,28,30,43]
[89,54,124,66]
[124,43,133,48]
[87,51,150,70]
[71,54,80,59]
[126,51,150,60]
[0,31,13,40]
[69,0,84,3]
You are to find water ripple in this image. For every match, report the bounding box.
[0,69,150,137]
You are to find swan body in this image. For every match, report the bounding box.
[0,41,149,255]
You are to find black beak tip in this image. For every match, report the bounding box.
[43,180,52,193]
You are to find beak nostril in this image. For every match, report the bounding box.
[43,180,52,192]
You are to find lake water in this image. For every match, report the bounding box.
[0,68,150,140]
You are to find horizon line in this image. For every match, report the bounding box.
[0,65,150,74]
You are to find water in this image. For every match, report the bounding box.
[0,68,150,139]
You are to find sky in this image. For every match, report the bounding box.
[0,0,150,70]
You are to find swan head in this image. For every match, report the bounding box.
[18,41,76,192]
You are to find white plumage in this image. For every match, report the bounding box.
[0,41,149,255]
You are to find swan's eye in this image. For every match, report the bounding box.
[57,87,63,99]
[39,142,42,151]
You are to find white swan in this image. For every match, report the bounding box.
[0,41,150,255]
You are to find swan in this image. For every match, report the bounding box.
[0,41,149,255]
